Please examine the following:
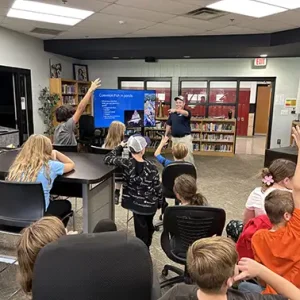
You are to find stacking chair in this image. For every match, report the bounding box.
[32,232,161,300]
[160,206,226,288]
[154,161,197,231]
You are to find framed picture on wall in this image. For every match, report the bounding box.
[49,59,62,78]
[73,64,89,81]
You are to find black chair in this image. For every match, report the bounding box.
[78,115,95,147]
[32,232,161,300]
[53,145,78,152]
[160,206,226,288]
[154,161,197,231]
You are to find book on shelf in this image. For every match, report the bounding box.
[201,133,233,141]
[62,96,76,105]
[62,84,75,94]
[200,144,233,152]
[78,85,89,95]
[201,123,234,132]
[193,143,200,151]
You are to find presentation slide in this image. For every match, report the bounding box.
[93,89,156,128]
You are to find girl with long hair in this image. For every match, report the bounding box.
[102,121,126,204]
[173,174,207,206]
[7,134,75,225]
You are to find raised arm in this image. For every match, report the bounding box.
[104,142,127,168]
[235,258,300,300]
[52,150,75,173]
[73,78,101,124]
[154,136,169,157]
[292,125,300,209]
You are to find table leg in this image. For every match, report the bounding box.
[82,174,115,233]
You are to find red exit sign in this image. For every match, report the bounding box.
[254,58,267,67]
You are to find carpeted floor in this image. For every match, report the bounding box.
[0,154,264,300]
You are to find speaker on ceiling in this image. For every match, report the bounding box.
[145,57,157,63]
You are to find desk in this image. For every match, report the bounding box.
[264,147,298,167]
[0,150,116,233]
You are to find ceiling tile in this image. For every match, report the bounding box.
[0,0,14,8]
[0,7,9,16]
[1,18,36,32]
[26,0,111,12]
[77,13,155,31]
[125,23,206,37]
[264,9,300,27]
[99,4,175,22]
[239,19,297,33]
[55,31,117,39]
[210,13,254,26]
[172,0,216,6]
[164,16,224,31]
[116,0,198,15]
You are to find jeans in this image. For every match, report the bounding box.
[238,282,264,294]
[133,213,155,248]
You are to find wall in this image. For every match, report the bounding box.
[0,27,79,134]
[85,58,300,148]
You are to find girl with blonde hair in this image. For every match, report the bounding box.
[102,121,126,149]
[17,216,66,295]
[102,121,126,204]
[7,134,75,225]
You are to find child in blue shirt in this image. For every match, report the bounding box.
[154,136,188,167]
[7,134,75,226]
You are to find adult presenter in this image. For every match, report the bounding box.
[165,95,194,165]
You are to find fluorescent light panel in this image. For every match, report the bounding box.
[7,9,81,26]
[12,0,93,19]
[256,0,300,9]
[7,0,94,26]
[208,0,287,18]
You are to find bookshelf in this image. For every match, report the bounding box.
[50,78,91,126]
[145,117,236,157]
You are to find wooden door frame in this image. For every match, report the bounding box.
[253,83,272,136]
[0,65,34,145]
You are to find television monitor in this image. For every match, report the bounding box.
[93,89,156,128]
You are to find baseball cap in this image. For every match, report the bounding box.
[174,95,184,101]
[127,135,148,153]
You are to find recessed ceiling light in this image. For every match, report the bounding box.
[255,0,300,9]
[113,57,119,59]
[7,9,80,25]
[207,0,287,18]
[260,54,268,57]
[183,56,191,58]
[119,20,125,24]
[8,0,94,26]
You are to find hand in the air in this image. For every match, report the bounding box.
[120,141,127,148]
[168,108,176,114]
[160,136,169,146]
[292,125,300,148]
[89,78,101,93]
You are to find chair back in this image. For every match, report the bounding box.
[0,181,45,228]
[33,232,156,300]
[79,115,95,140]
[161,206,226,264]
[161,162,196,198]
[53,145,78,152]
[89,145,111,155]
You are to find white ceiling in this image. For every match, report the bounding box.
[0,0,300,39]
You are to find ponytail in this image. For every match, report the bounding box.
[190,193,208,206]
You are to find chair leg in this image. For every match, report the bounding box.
[160,275,185,289]
[126,210,133,233]
[72,212,76,231]
[162,264,184,277]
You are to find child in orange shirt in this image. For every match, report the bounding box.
[251,125,300,295]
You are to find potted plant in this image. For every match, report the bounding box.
[38,87,60,138]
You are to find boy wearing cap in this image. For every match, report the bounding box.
[165,95,194,165]
[104,135,163,248]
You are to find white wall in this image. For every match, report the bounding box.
[85,58,300,148]
[0,26,79,134]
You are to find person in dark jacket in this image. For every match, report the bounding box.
[104,135,163,248]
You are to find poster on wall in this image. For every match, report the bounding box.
[49,59,62,78]
[285,98,297,108]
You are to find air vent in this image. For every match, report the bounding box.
[185,7,226,20]
[31,28,63,35]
